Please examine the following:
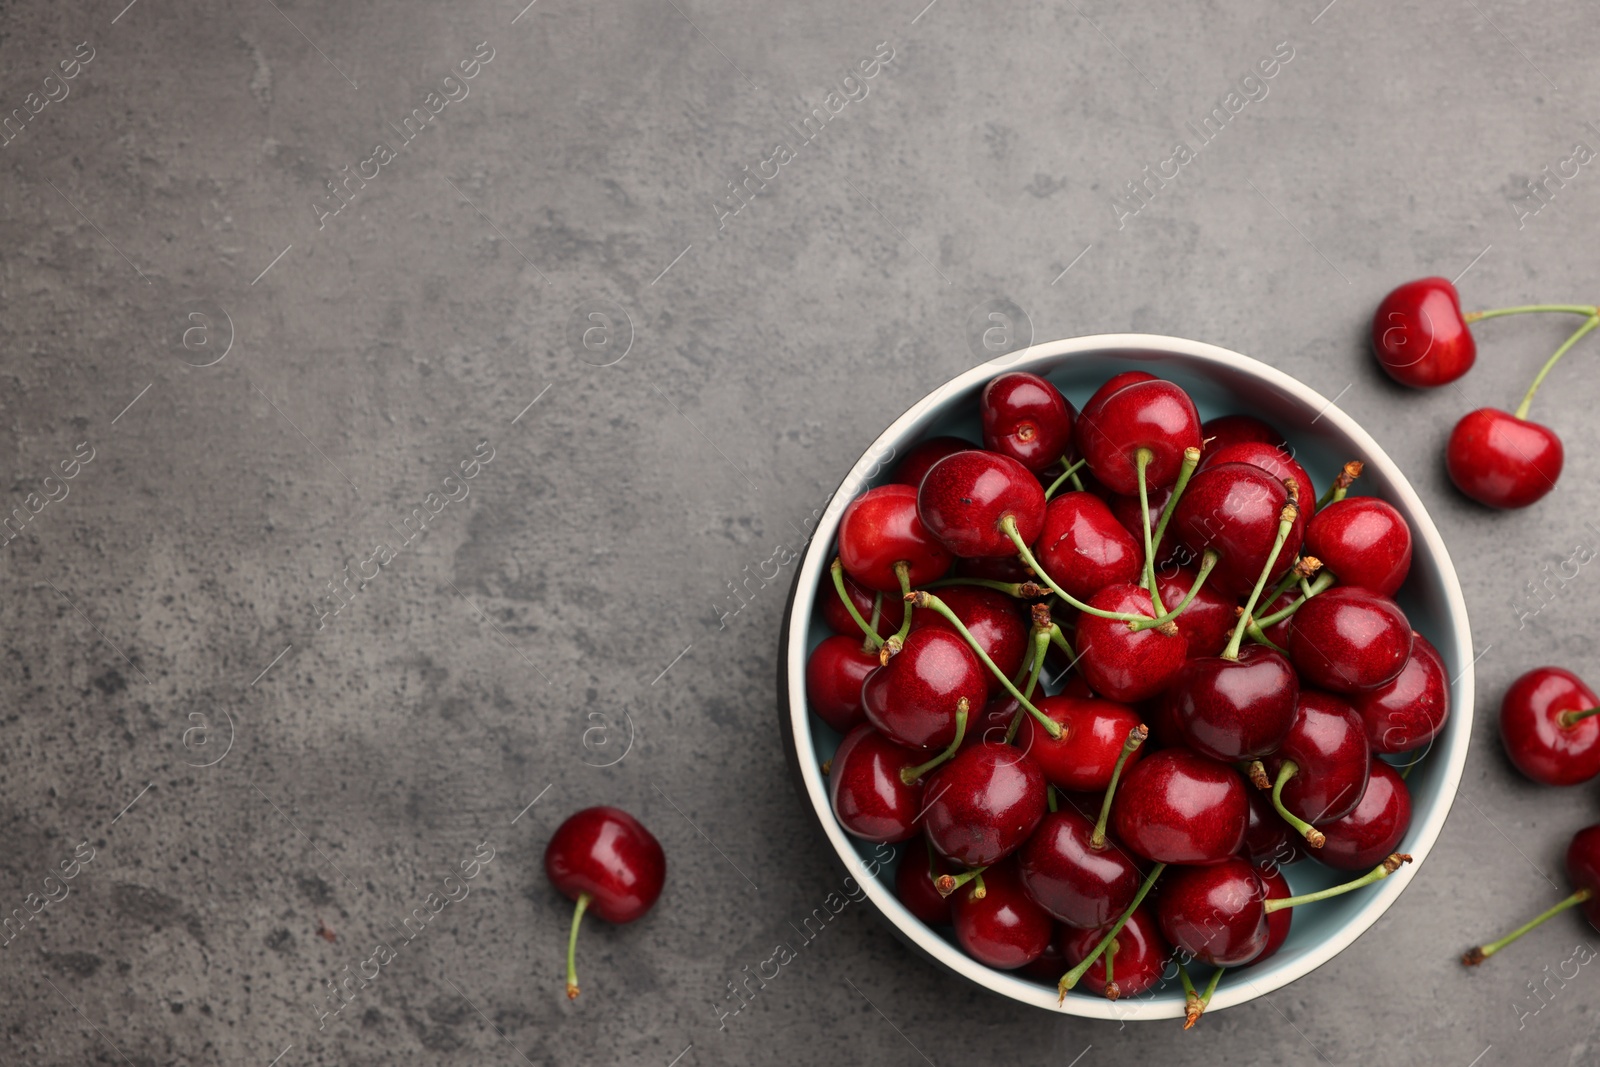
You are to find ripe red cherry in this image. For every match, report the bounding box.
[918,451,1047,558]
[1202,441,1316,519]
[821,571,905,639]
[951,858,1055,970]
[1157,857,1268,966]
[1351,633,1450,754]
[838,484,953,591]
[1256,589,1296,649]
[1499,666,1600,786]
[1267,691,1371,827]
[862,627,987,750]
[1014,695,1144,792]
[1073,379,1203,496]
[1247,863,1293,966]
[1371,277,1476,387]
[1155,565,1235,657]
[1304,497,1412,597]
[896,844,955,926]
[1168,645,1299,762]
[1446,408,1563,509]
[1111,748,1248,864]
[1242,786,1299,868]
[1075,584,1188,703]
[1464,824,1600,965]
[909,586,1029,696]
[1202,413,1285,453]
[1171,462,1304,597]
[1034,491,1143,600]
[1317,760,1411,871]
[805,635,879,733]
[1288,587,1413,693]
[1080,371,1158,423]
[981,372,1076,472]
[891,435,976,488]
[1061,904,1169,999]
[1019,933,1069,984]
[1018,806,1143,929]
[544,806,666,999]
[924,743,1047,867]
[828,725,924,842]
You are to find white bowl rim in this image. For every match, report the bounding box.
[781,333,1474,1020]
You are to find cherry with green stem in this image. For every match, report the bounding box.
[1058,862,1167,999]
[1044,457,1089,500]
[1314,460,1363,510]
[900,698,970,784]
[909,592,1063,740]
[1250,571,1336,633]
[1266,852,1412,911]
[1463,891,1593,965]
[1222,503,1300,661]
[831,558,886,649]
[1141,445,1203,609]
[1464,824,1600,964]
[1269,760,1326,847]
[1090,725,1148,851]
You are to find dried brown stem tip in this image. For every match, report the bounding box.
[1304,828,1326,849]
[1020,581,1048,599]
[1294,556,1324,578]
[1461,946,1487,967]
[1104,982,1122,1001]
[567,982,581,1000]
[820,759,832,777]
[1279,503,1299,525]
[878,636,903,665]
[934,874,957,897]
[1282,476,1300,504]
[1157,620,1180,637]
[1248,761,1270,790]
[1382,852,1414,874]
[1031,602,1054,628]
[1183,992,1203,1030]
[1335,460,1364,490]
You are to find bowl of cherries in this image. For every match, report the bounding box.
[778,334,1473,1023]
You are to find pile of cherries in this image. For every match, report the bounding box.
[812,369,1447,1025]
[1372,277,1600,509]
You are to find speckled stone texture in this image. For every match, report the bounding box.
[2,0,1599,1063]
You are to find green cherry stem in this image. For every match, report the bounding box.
[1315,461,1364,510]
[565,892,591,999]
[1462,887,1595,965]
[891,562,915,644]
[926,576,1047,598]
[1090,724,1149,850]
[1001,515,1148,623]
[1023,629,1051,702]
[1463,303,1598,323]
[1102,937,1118,1000]
[1184,967,1225,1029]
[1221,504,1299,660]
[831,559,885,648]
[1266,760,1325,848]
[1558,707,1600,728]
[868,592,884,633]
[1517,314,1600,420]
[1048,623,1076,660]
[1059,863,1167,999]
[935,865,988,899]
[1150,445,1202,566]
[1264,853,1413,912]
[1045,457,1090,500]
[1047,783,1059,813]
[1129,550,1219,631]
[909,592,1063,740]
[1251,572,1336,631]
[1134,448,1168,615]
[901,700,969,784]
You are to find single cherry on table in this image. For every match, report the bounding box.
[1464,823,1600,965]
[544,807,666,1000]
[1499,666,1600,786]
[1371,277,1476,388]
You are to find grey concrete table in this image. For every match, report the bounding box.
[3,0,1599,1064]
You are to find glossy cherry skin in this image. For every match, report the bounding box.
[1074,379,1203,496]
[1157,858,1268,966]
[1171,462,1305,598]
[891,435,976,489]
[1566,826,1600,930]
[1266,691,1371,825]
[1352,633,1450,754]
[828,725,924,843]
[1446,408,1563,509]
[1080,371,1158,423]
[895,844,955,926]
[1317,760,1411,871]
[1499,666,1600,786]
[961,693,1024,752]
[1017,807,1143,929]
[1202,441,1316,517]
[1155,565,1236,657]
[910,586,1029,696]
[839,484,954,592]
[918,451,1047,558]
[1035,491,1143,600]
[1288,587,1413,693]
[544,807,666,924]
[1019,932,1069,984]
[862,627,988,750]
[1111,748,1248,864]
[1202,413,1286,453]
[1242,786,1300,869]
[1256,589,1296,649]
[924,743,1047,867]
[1076,584,1188,703]
[951,857,1054,969]
[1304,497,1412,597]
[981,372,1077,472]
[1371,277,1476,388]
[1169,645,1299,761]
[1014,695,1144,792]
[1246,863,1293,966]
[821,570,905,639]
[1061,904,1169,998]
[805,635,880,733]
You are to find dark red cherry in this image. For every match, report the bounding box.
[918,451,1047,558]
[1157,857,1268,966]
[545,806,667,999]
[1242,786,1299,868]
[1061,904,1168,998]
[1014,695,1144,792]
[1499,666,1600,786]
[961,693,1023,751]
[896,842,955,926]
[1111,749,1248,864]
[1446,407,1563,509]
[1080,371,1158,423]
[1169,645,1299,762]
[1371,277,1476,388]
[1074,379,1203,496]
[1075,584,1187,703]
[1155,566,1235,657]
[1267,691,1371,825]
[1352,633,1449,754]
[910,586,1029,696]
[1304,497,1412,597]
[839,484,954,592]
[1570,827,1600,930]
[924,743,1047,867]
[1256,589,1296,649]
[1171,462,1304,598]
[1018,807,1143,929]
[1288,587,1412,693]
[1019,931,1069,983]
[1317,760,1411,871]
[828,725,924,843]
[955,555,1033,582]
[951,857,1054,970]
[981,372,1077,472]
[821,571,905,639]
[1202,413,1286,453]
[1247,863,1293,966]
[805,635,880,733]
[1203,441,1316,517]
[1034,491,1143,599]
[891,435,977,488]
[862,627,987,750]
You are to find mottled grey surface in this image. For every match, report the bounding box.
[3,0,1600,1064]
